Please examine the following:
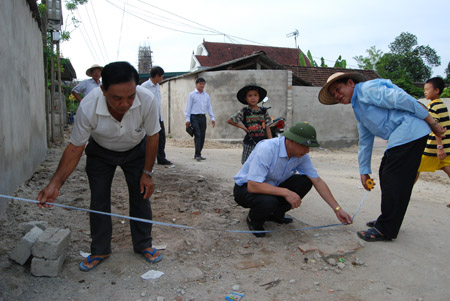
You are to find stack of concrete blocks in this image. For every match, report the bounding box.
[9,221,71,277]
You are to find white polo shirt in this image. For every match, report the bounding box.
[70,85,160,152]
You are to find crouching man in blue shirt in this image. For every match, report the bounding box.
[234,122,353,237]
[319,72,447,242]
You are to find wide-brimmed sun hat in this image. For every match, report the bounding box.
[282,122,319,147]
[318,72,366,105]
[85,64,104,77]
[236,84,267,105]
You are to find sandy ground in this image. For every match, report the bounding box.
[1,132,450,301]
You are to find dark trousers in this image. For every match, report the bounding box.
[85,138,153,255]
[234,175,313,225]
[190,114,207,157]
[157,120,168,163]
[374,135,427,239]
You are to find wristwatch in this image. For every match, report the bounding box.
[143,169,154,177]
[437,145,444,150]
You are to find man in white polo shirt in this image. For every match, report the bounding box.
[38,62,162,271]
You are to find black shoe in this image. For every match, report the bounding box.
[194,156,206,161]
[158,160,173,166]
[267,214,293,224]
[246,216,266,237]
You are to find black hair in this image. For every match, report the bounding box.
[196,77,206,84]
[150,66,164,78]
[425,77,445,95]
[101,61,139,91]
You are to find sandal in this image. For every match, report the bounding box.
[357,228,390,242]
[446,204,450,208]
[79,254,110,272]
[141,248,162,263]
[366,220,377,227]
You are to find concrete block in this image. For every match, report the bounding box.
[32,228,71,260]
[18,221,49,235]
[9,226,43,265]
[31,253,66,277]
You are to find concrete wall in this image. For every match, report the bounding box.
[161,70,359,147]
[292,86,358,147]
[0,0,47,215]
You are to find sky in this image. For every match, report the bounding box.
[60,0,450,81]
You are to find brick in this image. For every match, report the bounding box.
[9,226,43,265]
[18,221,49,235]
[297,243,317,255]
[31,253,65,277]
[32,228,71,260]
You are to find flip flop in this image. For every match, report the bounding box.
[79,255,109,272]
[357,228,390,242]
[141,248,162,263]
[366,220,377,227]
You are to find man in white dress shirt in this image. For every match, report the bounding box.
[141,66,172,165]
[38,62,162,271]
[184,78,215,161]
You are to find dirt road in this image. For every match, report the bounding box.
[1,137,449,300]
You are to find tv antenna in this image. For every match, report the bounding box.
[286,29,299,48]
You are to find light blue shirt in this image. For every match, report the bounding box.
[351,79,431,175]
[72,78,101,97]
[234,136,319,186]
[184,89,215,122]
[141,79,162,121]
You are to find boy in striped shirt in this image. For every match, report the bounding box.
[417,77,450,207]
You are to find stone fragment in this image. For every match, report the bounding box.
[9,226,43,265]
[32,228,70,260]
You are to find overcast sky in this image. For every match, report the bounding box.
[60,0,450,80]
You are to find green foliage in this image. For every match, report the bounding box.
[307,50,318,67]
[445,62,450,83]
[320,57,328,68]
[377,32,440,82]
[299,52,307,66]
[334,55,347,68]
[441,86,450,98]
[353,46,383,71]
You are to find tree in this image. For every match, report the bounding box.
[334,55,347,68]
[376,32,441,83]
[353,46,383,71]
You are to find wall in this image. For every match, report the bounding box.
[161,70,359,147]
[161,70,290,141]
[292,86,358,147]
[0,0,46,215]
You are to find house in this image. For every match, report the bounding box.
[190,40,311,71]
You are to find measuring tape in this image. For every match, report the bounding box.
[0,180,375,234]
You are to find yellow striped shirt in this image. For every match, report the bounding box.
[423,99,450,156]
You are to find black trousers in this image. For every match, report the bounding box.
[234,175,313,225]
[190,114,207,157]
[374,135,427,239]
[157,120,168,163]
[85,138,153,255]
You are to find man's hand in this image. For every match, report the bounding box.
[336,208,353,224]
[284,190,302,209]
[431,122,446,138]
[360,174,372,191]
[37,182,60,208]
[185,122,191,128]
[212,120,216,128]
[140,174,155,199]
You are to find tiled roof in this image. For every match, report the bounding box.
[195,41,310,67]
[286,65,381,87]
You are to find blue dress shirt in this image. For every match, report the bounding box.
[72,78,102,97]
[351,79,431,175]
[234,136,319,186]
